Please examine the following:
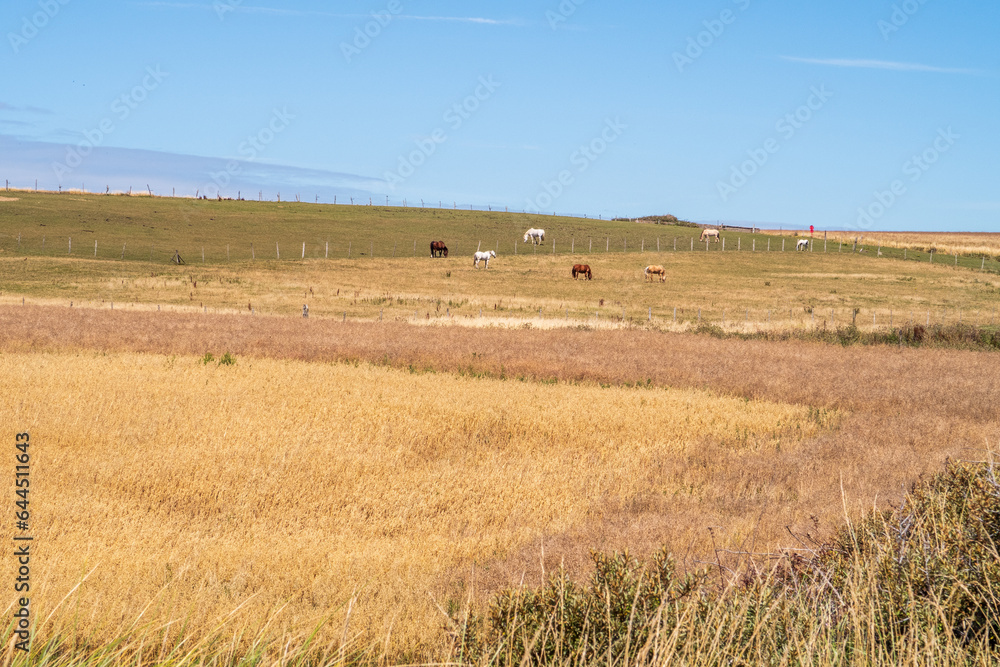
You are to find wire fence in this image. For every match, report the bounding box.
[2,229,999,276]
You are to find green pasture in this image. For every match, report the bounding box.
[1,191,999,330]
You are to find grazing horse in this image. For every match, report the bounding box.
[644,265,666,282]
[430,241,448,258]
[523,228,545,245]
[572,264,592,280]
[796,239,809,251]
[700,229,720,243]
[473,250,496,268]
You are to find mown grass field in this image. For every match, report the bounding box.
[2,192,999,665]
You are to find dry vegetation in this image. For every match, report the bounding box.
[1,303,997,663]
[1,347,829,655]
[762,228,1000,258]
[2,193,999,664]
[4,249,999,332]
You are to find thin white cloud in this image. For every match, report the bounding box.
[780,56,979,74]
[0,102,53,114]
[399,15,521,25]
[137,2,519,24]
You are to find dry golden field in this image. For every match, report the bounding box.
[3,249,999,331]
[761,228,1000,258]
[2,346,832,653]
[3,305,1000,656]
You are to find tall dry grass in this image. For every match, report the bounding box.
[0,349,824,657]
[2,305,998,662]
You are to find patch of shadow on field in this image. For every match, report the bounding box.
[437,429,847,609]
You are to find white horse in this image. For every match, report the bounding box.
[796,239,809,251]
[473,250,496,268]
[523,228,545,245]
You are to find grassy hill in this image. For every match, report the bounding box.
[2,191,999,337]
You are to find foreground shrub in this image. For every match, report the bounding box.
[477,458,1000,666]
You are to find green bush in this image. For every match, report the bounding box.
[478,459,1000,665]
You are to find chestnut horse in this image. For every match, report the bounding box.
[572,264,592,280]
[644,265,666,282]
[430,241,448,258]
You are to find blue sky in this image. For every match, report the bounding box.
[2,0,997,230]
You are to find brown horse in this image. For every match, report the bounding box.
[572,264,592,280]
[430,241,448,258]
[644,265,666,282]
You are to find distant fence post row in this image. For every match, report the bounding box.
[4,233,997,275]
[2,181,633,221]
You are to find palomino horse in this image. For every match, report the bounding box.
[523,228,545,245]
[700,229,720,243]
[572,264,592,280]
[644,265,666,282]
[473,250,496,268]
[796,239,809,251]
[430,241,448,257]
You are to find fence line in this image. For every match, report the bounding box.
[3,231,998,276]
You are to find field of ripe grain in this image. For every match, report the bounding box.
[1,350,832,653]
